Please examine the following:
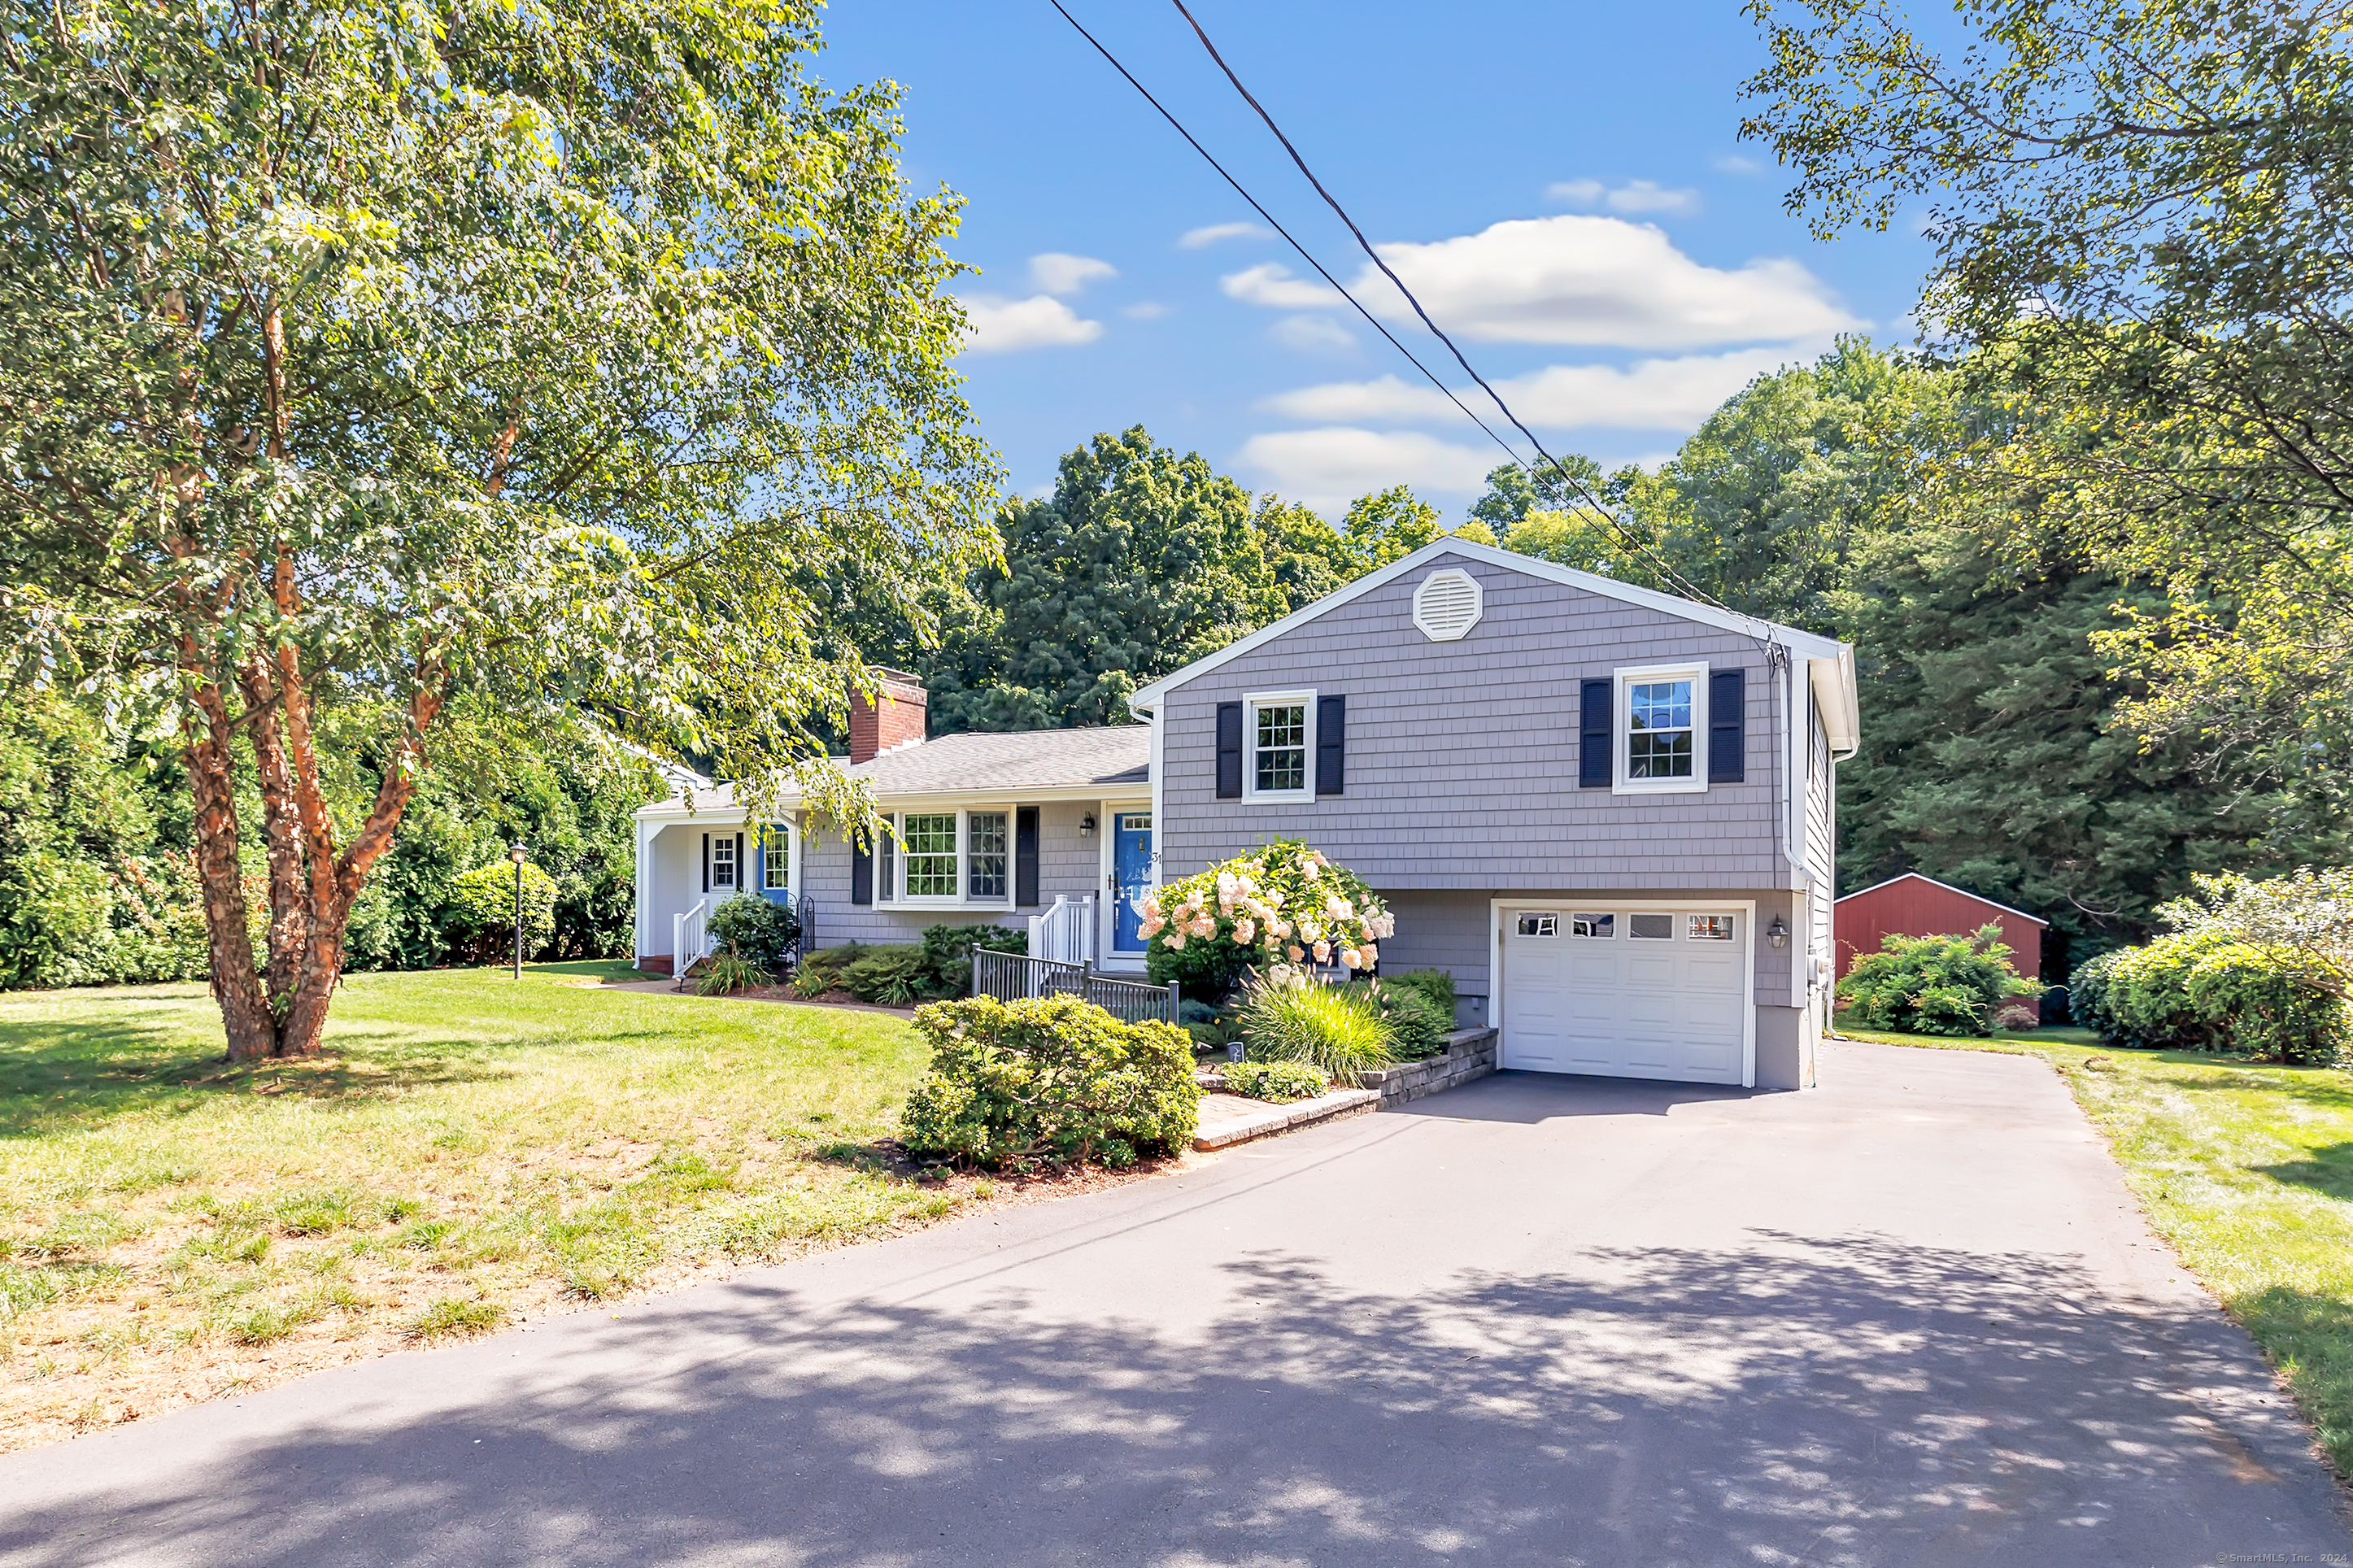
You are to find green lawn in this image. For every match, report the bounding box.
[1841,1021,2353,1477]
[0,963,968,1449]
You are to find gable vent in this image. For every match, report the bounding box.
[1411,568,1483,642]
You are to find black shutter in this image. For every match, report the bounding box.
[1316,695,1346,796]
[1709,669,1746,783]
[1015,807,1040,907]
[734,833,746,891]
[1215,702,1243,799]
[850,838,873,905]
[1579,679,1612,789]
[701,832,710,892]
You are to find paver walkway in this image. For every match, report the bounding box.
[3,1043,2345,1566]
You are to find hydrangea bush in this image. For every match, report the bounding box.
[1142,839,1394,1000]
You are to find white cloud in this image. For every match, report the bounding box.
[1714,153,1763,175]
[1221,262,1344,310]
[960,294,1103,352]
[1028,253,1117,296]
[1121,300,1173,320]
[1270,315,1356,354]
[1605,180,1700,216]
[1344,216,1858,351]
[1548,179,1700,215]
[1260,343,1821,431]
[1238,427,1497,510]
[1179,221,1270,249]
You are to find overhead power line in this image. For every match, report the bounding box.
[1044,0,1530,474]
[1161,0,1752,620]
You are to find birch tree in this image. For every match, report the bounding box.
[0,0,1000,1057]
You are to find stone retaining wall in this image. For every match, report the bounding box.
[1356,1026,1498,1105]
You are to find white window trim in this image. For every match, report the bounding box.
[1613,660,1710,796]
[882,807,1017,910]
[1242,687,1318,803]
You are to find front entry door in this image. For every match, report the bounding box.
[1111,812,1153,955]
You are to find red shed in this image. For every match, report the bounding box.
[1834,873,2046,988]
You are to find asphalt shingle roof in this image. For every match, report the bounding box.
[847,725,1149,795]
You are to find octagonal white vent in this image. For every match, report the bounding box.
[1412,568,1483,642]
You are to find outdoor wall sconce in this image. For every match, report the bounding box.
[1766,915,1789,950]
[1078,812,1097,838]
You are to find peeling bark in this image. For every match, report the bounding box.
[184,672,279,1061]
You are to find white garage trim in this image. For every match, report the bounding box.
[1488,897,1758,1089]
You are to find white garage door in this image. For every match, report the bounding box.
[1501,907,1749,1085]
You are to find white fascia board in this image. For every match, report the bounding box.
[1834,871,2048,926]
[1129,537,1850,708]
[1810,646,1862,755]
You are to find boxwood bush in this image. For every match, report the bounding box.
[1369,981,1449,1061]
[2072,933,2348,1065]
[1223,1060,1329,1103]
[1836,923,2041,1037]
[899,995,1199,1169]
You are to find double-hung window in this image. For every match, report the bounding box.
[966,812,1009,900]
[1244,690,1315,801]
[1614,663,1710,795]
[874,809,1015,906]
[710,836,737,890]
[902,813,958,899]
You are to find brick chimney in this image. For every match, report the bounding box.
[848,669,928,764]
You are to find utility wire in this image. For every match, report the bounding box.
[1044,0,1530,473]
[1163,0,1759,623]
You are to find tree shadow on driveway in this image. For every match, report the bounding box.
[6,1229,2344,1568]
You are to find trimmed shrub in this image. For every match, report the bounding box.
[1224,1060,1329,1103]
[1239,976,1392,1086]
[1992,1003,2041,1032]
[2084,930,2348,1065]
[1836,923,2042,1037]
[1383,968,1458,1023]
[1370,981,1449,1060]
[899,995,1200,1169]
[1144,839,1393,1002]
[920,922,1026,997]
[443,861,557,965]
[708,893,800,974]
[841,946,933,1006]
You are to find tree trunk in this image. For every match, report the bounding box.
[240,660,308,1018]
[184,679,281,1061]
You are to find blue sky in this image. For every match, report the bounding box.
[821,0,1933,517]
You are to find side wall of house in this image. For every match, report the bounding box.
[1157,551,1789,891]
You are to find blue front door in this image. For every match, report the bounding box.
[1113,812,1153,953]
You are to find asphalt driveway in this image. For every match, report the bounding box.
[3,1042,2346,1567]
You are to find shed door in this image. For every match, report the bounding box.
[1501,908,1747,1085]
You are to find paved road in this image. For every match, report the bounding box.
[5,1043,2346,1567]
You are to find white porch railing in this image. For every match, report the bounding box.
[1027,894,1096,970]
[673,899,709,974]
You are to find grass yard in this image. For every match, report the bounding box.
[0,962,996,1452]
[1840,1021,2353,1478]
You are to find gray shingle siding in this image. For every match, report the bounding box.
[1158,553,1791,889]
[795,801,1112,950]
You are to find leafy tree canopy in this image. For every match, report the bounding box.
[1741,0,2353,782]
[0,0,998,1055]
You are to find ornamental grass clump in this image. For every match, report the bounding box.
[899,995,1199,1169]
[1238,975,1392,1087]
[1144,839,1392,1000]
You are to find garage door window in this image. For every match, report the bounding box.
[1572,912,1614,938]
[1516,913,1558,937]
[1688,914,1736,940]
[1628,913,1673,940]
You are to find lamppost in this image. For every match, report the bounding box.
[509,841,528,980]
